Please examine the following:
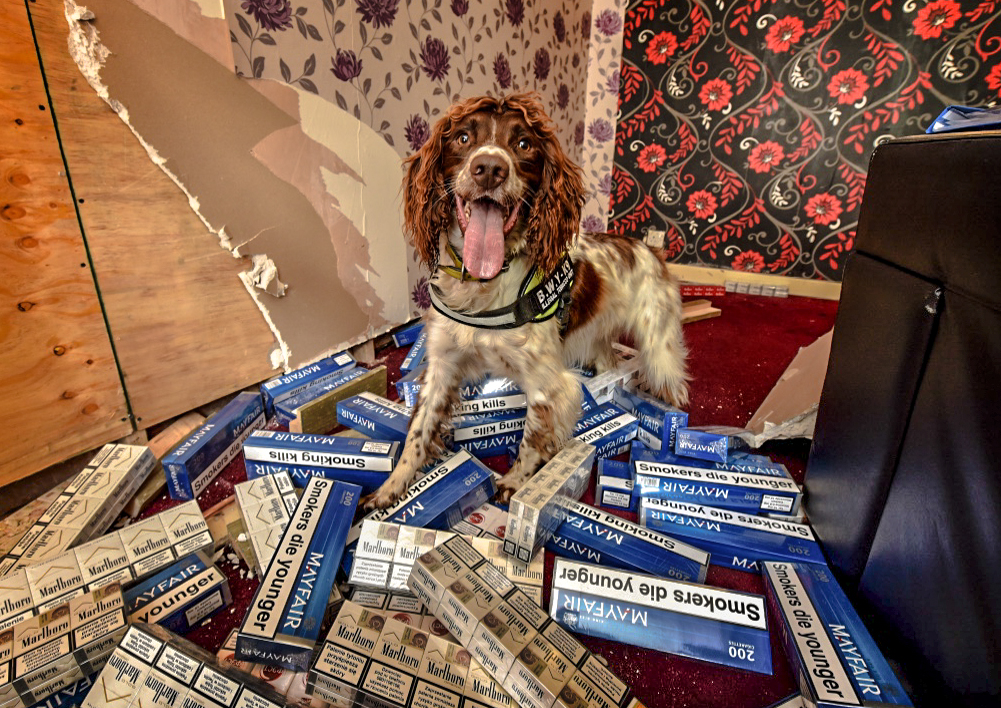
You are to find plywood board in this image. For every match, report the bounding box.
[28,0,279,428]
[0,1,131,484]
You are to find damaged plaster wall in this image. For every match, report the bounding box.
[65,0,411,369]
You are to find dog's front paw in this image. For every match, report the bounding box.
[361,482,404,511]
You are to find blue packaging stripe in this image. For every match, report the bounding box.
[550,559,770,675]
[243,431,400,472]
[260,351,357,413]
[273,367,371,420]
[124,552,230,633]
[452,430,525,458]
[391,321,424,347]
[632,444,801,515]
[549,501,709,584]
[245,460,389,495]
[675,427,751,463]
[611,387,688,452]
[238,478,360,670]
[639,499,825,570]
[163,392,265,500]
[336,393,412,442]
[769,562,912,706]
[400,330,428,372]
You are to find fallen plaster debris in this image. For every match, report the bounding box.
[64,0,293,368]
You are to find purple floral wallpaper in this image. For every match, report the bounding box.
[609,0,1001,280]
[579,0,627,232]
[226,0,591,162]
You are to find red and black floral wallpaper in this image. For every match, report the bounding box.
[610,0,1001,280]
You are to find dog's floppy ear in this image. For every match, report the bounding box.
[518,96,586,275]
[402,115,454,272]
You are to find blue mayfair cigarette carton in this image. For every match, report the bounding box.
[395,366,529,415]
[163,392,265,501]
[337,392,411,441]
[341,451,497,573]
[632,443,802,515]
[391,321,424,348]
[243,431,400,493]
[26,676,92,708]
[237,477,360,670]
[675,426,751,463]
[639,498,825,573]
[611,386,688,454]
[762,562,913,707]
[451,408,527,457]
[594,459,636,512]
[572,403,638,459]
[400,330,428,372]
[551,558,771,674]
[261,350,357,414]
[272,366,372,426]
[124,552,231,634]
[637,447,791,478]
[548,499,709,583]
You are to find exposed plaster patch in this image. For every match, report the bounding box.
[245,254,287,297]
[64,0,293,368]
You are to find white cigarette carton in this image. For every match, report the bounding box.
[2,446,156,573]
[505,440,595,563]
[407,537,636,708]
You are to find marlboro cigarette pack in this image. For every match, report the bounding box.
[341,451,497,575]
[236,479,360,671]
[548,500,709,584]
[124,553,231,634]
[164,392,266,501]
[550,558,771,674]
[1,446,156,575]
[610,387,687,454]
[233,473,299,576]
[408,537,639,708]
[336,393,411,442]
[505,440,595,563]
[260,351,356,415]
[762,562,912,708]
[83,623,290,708]
[0,585,126,708]
[632,443,802,515]
[450,504,507,541]
[0,503,212,633]
[639,498,825,573]
[243,432,400,494]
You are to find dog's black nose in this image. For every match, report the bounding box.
[471,154,509,190]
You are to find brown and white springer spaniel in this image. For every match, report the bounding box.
[363,93,688,509]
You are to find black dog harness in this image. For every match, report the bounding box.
[429,246,575,330]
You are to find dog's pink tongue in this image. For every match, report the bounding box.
[463,201,506,280]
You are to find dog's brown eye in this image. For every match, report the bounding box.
[517,138,531,151]
[457,132,470,145]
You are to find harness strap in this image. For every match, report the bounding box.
[430,255,575,330]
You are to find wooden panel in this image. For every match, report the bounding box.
[29,0,278,428]
[0,1,131,484]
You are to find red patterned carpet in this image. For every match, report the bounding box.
[143,292,839,708]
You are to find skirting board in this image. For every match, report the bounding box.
[671,265,842,301]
